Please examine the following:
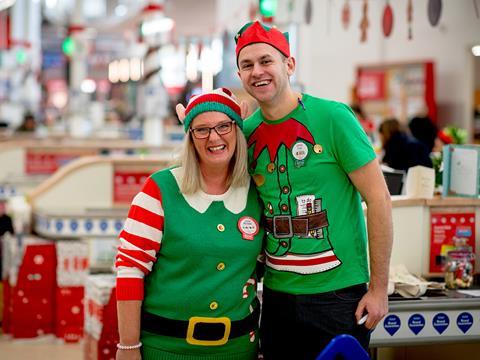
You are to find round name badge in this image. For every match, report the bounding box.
[292,142,309,160]
[237,216,259,240]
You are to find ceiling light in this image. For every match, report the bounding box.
[115,4,127,17]
[81,79,96,93]
[141,17,174,36]
[472,45,480,57]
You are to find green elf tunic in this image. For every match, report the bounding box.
[243,94,376,295]
[116,167,263,360]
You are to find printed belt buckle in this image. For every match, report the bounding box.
[186,316,231,346]
[272,215,293,239]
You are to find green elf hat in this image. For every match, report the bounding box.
[234,21,290,63]
[183,87,242,132]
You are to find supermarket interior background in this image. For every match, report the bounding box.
[1,0,480,359]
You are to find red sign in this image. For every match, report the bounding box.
[356,70,386,101]
[430,212,476,273]
[113,171,150,204]
[25,151,79,175]
[0,12,11,50]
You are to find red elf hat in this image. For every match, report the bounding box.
[234,21,290,62]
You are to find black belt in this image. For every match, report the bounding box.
[142,306,260,346]
[264,211,329,239]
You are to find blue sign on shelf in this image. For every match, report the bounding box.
[383,315,401,336]
[55,220,64,232]
[70,220,78,232]
[115,220,123,232]
[408,314,425,335]
[432,313,450,334]
[85,220,93,232]
[100,220,108,232]
[457,312,473,334]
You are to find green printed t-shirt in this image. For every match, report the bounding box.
[243,94,376,295]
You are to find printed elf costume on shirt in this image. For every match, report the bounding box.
[116,167,263,360]
[244,95,376,295]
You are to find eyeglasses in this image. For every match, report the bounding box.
[190,120,235,139]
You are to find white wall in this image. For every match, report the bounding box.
[218,0,480,130]
[274,0,480,130]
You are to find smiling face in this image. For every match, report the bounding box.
[191,111,237,172]
[237,43,295,106]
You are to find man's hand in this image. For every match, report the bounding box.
[355,288,388,329]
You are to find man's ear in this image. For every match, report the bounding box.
[175,104,186,124]
[286,56,296,77]
[240,101,249,119]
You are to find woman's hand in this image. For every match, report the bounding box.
[116,348,141,360]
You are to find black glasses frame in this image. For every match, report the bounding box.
[190,120,235,139]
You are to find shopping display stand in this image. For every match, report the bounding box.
[2,155,170,349]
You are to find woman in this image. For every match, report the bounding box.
[115,88,263,360]
[379,118,432,171]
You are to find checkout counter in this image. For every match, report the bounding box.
[3,153,480,357]
[369,196,480,359]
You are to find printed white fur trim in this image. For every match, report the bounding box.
[170,167,249,214]
[266,250,341,274]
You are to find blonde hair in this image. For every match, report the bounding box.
[178,125,249,194]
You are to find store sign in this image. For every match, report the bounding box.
[356,70,386,101]
[429,212,476,273]
[25,151,80,175]
[457,312,473,334]
[383,315,401,336]
[408,314,425,335]
[432,313,449,334]
[113,171,149,204]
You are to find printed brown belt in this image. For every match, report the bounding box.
[264,211,329,239]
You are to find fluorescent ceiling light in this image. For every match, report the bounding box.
[81,79,96,93]
[115,4,127,17]
[472,45,480,57]
[0,0,17,12]
[141,17,174,36]
[45,0,57,9]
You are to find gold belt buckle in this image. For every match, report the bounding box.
[186,316,231,346]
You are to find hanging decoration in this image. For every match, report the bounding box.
[428,0,442,27]
[259,0,277,24]
[342,0,351,30]
[222,29,229,49]
[305,0,312,25]
[382,0,393,37]
[407,0,413,40]
[249,1,258,21]
[360,0,369,43]
[288,0,295,19]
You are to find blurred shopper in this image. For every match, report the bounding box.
[16,112,36,132]
[379,118,432,171]
[408,115,438,152]
[235,21,392,359]
[351,103,375,142]
[115,88,263,360]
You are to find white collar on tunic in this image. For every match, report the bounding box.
[170,167,249,214]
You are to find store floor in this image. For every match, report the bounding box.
[0,335,82,360]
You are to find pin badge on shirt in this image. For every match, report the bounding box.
[237,216,259,240]
[292,141,309,168]
[313,144,323,154]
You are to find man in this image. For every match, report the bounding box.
[235,21,393,359]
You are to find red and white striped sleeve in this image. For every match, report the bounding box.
[115,177,164,300]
